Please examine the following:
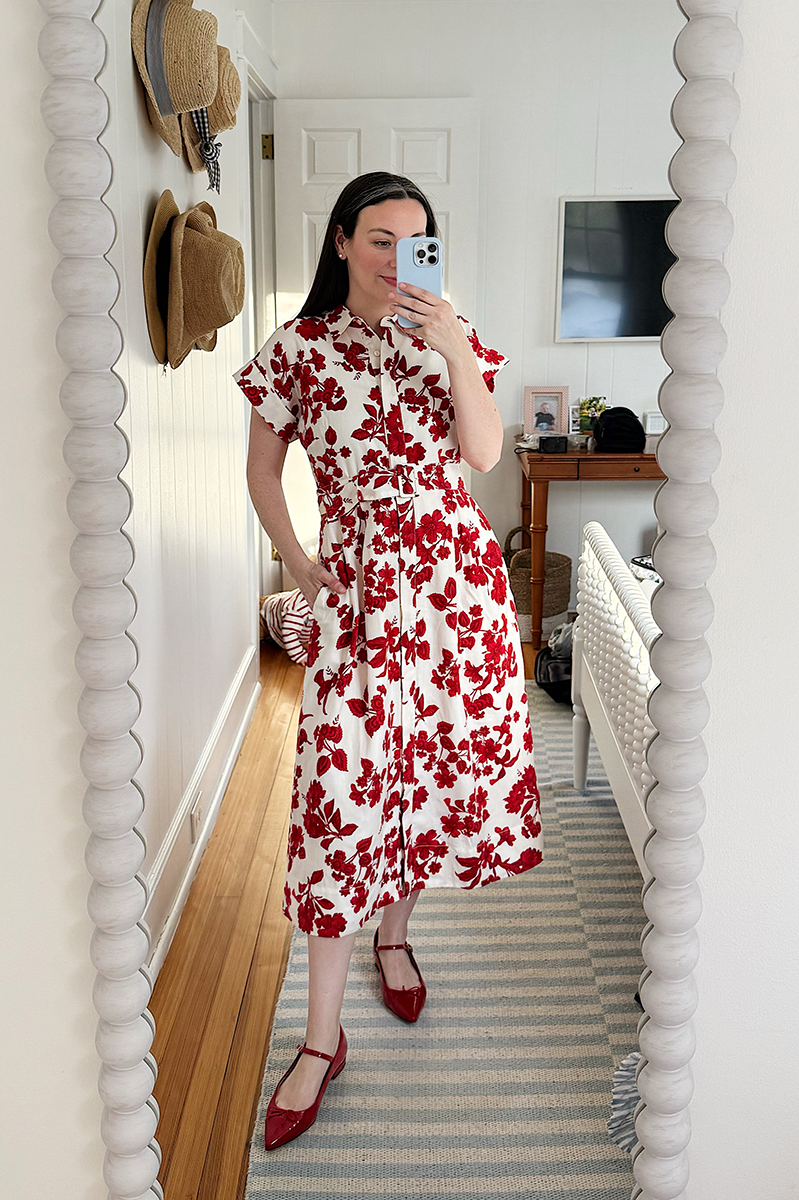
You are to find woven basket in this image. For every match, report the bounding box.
[503,526,572,618]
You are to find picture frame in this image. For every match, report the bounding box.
[568,404,581,434]
[523,385,569,436]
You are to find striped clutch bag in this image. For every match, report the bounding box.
[260,588,314,666]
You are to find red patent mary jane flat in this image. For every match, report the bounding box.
[372,927,427,1022]
[264,1025,347,1150]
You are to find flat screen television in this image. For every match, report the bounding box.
[556,197,679,341]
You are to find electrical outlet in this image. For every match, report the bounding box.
[189,790,204,843]
[643,410,667,434]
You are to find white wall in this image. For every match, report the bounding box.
[0,7,106,1195]
[272,0,684,597]
[691,2,799,1193]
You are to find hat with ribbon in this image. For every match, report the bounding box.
[179,45,241,179]
[143,190,245,368]
[131,0,218,156]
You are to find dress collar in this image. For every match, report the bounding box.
[322,303,398,337]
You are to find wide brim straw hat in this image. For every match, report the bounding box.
[131,0,219,150]
[143,189,179,363]
[180,45,241,173]
[143,93,182,157]
[167,202,245,369]
[143,192,224,364]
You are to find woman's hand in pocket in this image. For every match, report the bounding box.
[296,559,346,612]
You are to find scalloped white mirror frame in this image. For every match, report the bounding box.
[37,0,741,1196]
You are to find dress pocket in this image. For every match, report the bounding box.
[311,585,329,621]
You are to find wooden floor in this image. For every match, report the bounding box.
[149,642,303,1200]
[149,639,537,1199]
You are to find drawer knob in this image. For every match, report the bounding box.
[634,466,640,472]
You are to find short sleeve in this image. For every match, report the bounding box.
[233,326,300,444]
[457,316,510,394]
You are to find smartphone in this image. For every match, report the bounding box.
[395,236,443,328]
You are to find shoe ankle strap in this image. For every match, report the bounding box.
[296,1042,335,1062]
[376,941,411,952]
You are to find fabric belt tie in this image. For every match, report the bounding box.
[318,459,462,522]
[316,459,462,659]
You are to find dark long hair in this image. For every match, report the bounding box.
[297,171,438,318]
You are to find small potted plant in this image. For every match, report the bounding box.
[579,396,607,433]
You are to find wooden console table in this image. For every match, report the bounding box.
[518,449,665,649]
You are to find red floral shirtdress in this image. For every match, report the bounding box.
[233,304,542,937]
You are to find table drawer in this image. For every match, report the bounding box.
[579,459,664,480]
[525,461,580,480]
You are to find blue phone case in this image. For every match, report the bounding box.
[395,237,443,328]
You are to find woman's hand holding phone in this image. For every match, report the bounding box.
[390,235,500,467]
[389,283,471,364]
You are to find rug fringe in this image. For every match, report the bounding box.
[607,1050,643,1153]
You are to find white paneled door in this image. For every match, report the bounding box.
[273,98,481,324]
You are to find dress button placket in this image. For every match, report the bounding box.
[381,329,414,897]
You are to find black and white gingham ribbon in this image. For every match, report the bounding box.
[191,107,221,192]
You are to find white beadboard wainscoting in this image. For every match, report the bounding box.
[142,645,261,976]
[95,0,269,969]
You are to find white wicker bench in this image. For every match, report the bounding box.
[572,522,660,877]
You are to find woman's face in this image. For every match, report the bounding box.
[335,198,428,313]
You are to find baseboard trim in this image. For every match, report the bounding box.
[145,644,262,982]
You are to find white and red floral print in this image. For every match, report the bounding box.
[234,304,542,937]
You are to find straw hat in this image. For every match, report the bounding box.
[143,191,245,368]
[142,93,182,157]
[180,45,241,173]
[131,0,219,155]
[142,189,217,360]
[143,189,178,363]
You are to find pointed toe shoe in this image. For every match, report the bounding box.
[264,1024,347,1150]
[372,928,427,1022]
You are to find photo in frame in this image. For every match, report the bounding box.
[523,385,569,436]
[568,404,581,434]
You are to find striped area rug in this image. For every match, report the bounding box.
[245,682,645,1198]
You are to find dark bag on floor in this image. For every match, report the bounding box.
[534,646,573,705]
[592,406,646,453]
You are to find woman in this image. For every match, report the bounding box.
[234,172,543,1150]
